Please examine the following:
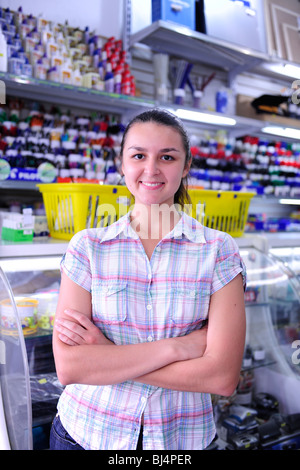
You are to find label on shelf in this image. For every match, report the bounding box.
[0,160,57,183]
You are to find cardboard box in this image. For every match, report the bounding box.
[236,94,300,129]
[152,0,195,29]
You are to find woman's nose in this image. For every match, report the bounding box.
[144,158,160,175]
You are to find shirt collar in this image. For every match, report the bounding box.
[172,211,206,244]
[99,211,206,244]
[99,212,138,243]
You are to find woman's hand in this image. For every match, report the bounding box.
[174,325,208,361]
[55,309,113,346]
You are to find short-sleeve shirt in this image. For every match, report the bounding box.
[57,211,246,450]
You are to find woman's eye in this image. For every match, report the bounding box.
[162,155,174,161]
[133,154,144,160]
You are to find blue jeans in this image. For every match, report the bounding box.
[50,415,84,450]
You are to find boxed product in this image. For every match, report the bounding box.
[1,208,34,242]
[152,0,195,29]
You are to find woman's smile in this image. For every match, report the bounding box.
[139,181,165,189]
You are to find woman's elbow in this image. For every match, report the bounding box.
[212,372,240,397]
[53,346,78,386]
[56,367,73,387]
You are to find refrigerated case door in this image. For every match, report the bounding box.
[0,253,64,449]
[0,266,32,450]
[240,246,300,413]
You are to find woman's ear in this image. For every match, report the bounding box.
[182,158,192,178]
[115,155,124,175]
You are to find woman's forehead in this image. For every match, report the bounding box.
[124,122,184,147]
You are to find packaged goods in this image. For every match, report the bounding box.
[0,297,38,336]
[0,5,136,95]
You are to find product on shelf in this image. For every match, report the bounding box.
[0,6,136,95]
[32,291,58,331]
[0,98,125,184]
[189,135,300,198]
[0,296,38,336]
[1,207,34,241]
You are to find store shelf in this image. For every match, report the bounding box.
[130,20,270,79]
[0,72,154,116]
[0,180,39,191]
[1,73,297,141]
[130,20,300,89]
[0,237,67,258]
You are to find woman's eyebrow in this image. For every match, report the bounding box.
[127,146,180,153]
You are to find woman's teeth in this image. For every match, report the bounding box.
[142,182,163,186]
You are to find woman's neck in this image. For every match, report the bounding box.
[130,203,181,241]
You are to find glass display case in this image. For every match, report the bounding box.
[0,242,65,449]
[239,244,300,415]
[0,265,32,449]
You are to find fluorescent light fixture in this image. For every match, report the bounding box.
[261,62,300,79]
[262,126,300,140]
[283,64,300,79]
[172,108,236,126]
[279,199,300,205]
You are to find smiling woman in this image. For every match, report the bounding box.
[51,108,246,451]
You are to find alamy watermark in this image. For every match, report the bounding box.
[94,202,203,238]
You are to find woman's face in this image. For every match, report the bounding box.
[121,122,190,207]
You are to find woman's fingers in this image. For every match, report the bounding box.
[63,309,94,329]
[55,318,85,345]
[55,309,113,346]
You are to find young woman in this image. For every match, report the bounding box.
[50,108,246,450]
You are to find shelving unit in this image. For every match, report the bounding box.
[0,71,294,140]
[130,20,269,84]
[129,20,299,86]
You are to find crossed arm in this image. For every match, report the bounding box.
[53,272,246,396]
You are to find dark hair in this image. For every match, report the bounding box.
[120,108,192,208]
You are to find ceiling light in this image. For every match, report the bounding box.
[261,62,300,79]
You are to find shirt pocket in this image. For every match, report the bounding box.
[92,281,127,324]
[171,281,211,326]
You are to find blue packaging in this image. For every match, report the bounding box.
[152,0,195,29]
[216,90,228,113]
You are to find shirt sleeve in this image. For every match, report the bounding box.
[60,230,92,292]
[211,233,247,295]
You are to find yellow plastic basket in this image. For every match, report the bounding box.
[187,189,255,237]
[38,183,132,240]
[38,184,254,240]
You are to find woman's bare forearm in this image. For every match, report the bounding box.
[54,335,194,386]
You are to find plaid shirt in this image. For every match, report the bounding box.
[57,211,246,450]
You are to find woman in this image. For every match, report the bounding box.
[50,108,246,450]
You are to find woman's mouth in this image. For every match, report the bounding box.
[140,181,165,189]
